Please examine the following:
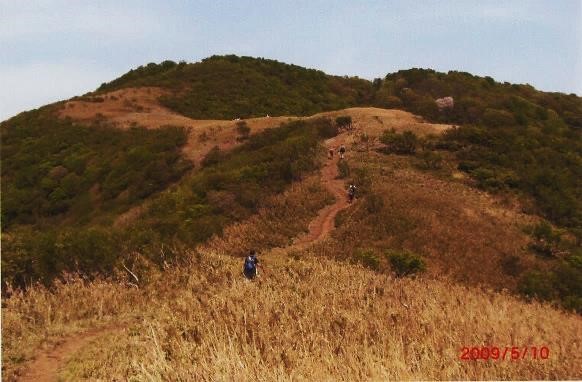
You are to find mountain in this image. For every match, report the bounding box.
[1,55,581,380]
[97,55,375,119]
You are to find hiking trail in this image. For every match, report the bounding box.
[17,325,125,382]
[16,133,353,381]
[263,133,353,268]
[288,134,351,251]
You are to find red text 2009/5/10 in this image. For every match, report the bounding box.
[460,346,549,361]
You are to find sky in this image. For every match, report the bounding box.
[1,0,581,121]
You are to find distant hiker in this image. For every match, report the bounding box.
[328,147,334,159]
[243,250,259,280]
[338,144,346,159]
[347,184,357,203]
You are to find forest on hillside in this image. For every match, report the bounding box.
[1,113,336,286]
[97,55,374,119]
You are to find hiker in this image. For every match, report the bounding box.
[338,144,346,159]
[347,184,357,203]
[243,250,260,280]
[328,147,334,159]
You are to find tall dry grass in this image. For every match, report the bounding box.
[56,251,581,380]
[328,151,548,289]
[1,275,144,380]
[3,141,581,381]
[201,176,333,257]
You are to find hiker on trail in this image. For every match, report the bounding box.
[243,250,260,280]
[347,184,357,203]
[338,144,346,160]
[328,147,334,159]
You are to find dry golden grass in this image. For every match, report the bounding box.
[325,149,548,290]
[4,106,580,380]
[201,177,334,257]
[4,169,581,380]
[1,275,144,380]
[19,251,581,381]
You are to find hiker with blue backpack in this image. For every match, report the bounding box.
[243,250,260,280]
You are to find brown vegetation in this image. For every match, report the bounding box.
[5,101,580,380]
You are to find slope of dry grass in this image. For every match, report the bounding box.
[4,105,580,381]
[323,147,549,290]
[8,251,580,381]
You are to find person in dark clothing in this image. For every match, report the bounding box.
[328,147,334,159]
[243,250,259,279]
[338,144,346,159]
[347,184,357,203]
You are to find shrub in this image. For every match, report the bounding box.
[387,251,426,277]
[337,161,350,179]
[501,255,522,277]
[313,117,338,138]
[417,151,443,170]
[518,253,582,312]
[364,193,384,213]
[236,121,251,140]
[482,108,516,127]
[354,249,380,271]
[526,221,562,258]
[335,116,353,130]
[201,146,222,167]
[380,129,418,154]
[351,166,372,195]
[518,271,556,301]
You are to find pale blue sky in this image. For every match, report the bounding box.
[1,0,581,121]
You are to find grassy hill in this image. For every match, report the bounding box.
[1,110,336,286]
[97,55,374,119]
[2,55,582,379]
[3,188,581,380]
[96,57,581,232]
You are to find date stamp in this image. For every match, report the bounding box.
[460,346,549,361]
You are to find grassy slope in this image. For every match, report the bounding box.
[1,117,332,286]
[97,55,374,119]
[3,179,581,380]
[376,68,582,232]
[2,56,582,379]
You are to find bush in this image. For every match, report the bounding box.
[364,193,384,213]
[417,151,443,170]
[501,255,522,277]
[518,254,582,312]
[526,221,562,258]
[236,121,251,140]
[380,129,418,154]
[387,251,426,277]
[201,146,222,167]
[354,249,380,271]
[337,161,350,179]
[335,116,353,130]
[518,271,556,301]
[313,118,338,138]
[351,166,372,195]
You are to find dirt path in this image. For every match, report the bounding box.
[17,325,124,382]
[288,135,352,251]
[17,134,353,381]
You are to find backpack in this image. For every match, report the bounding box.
[244,256,256,272]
